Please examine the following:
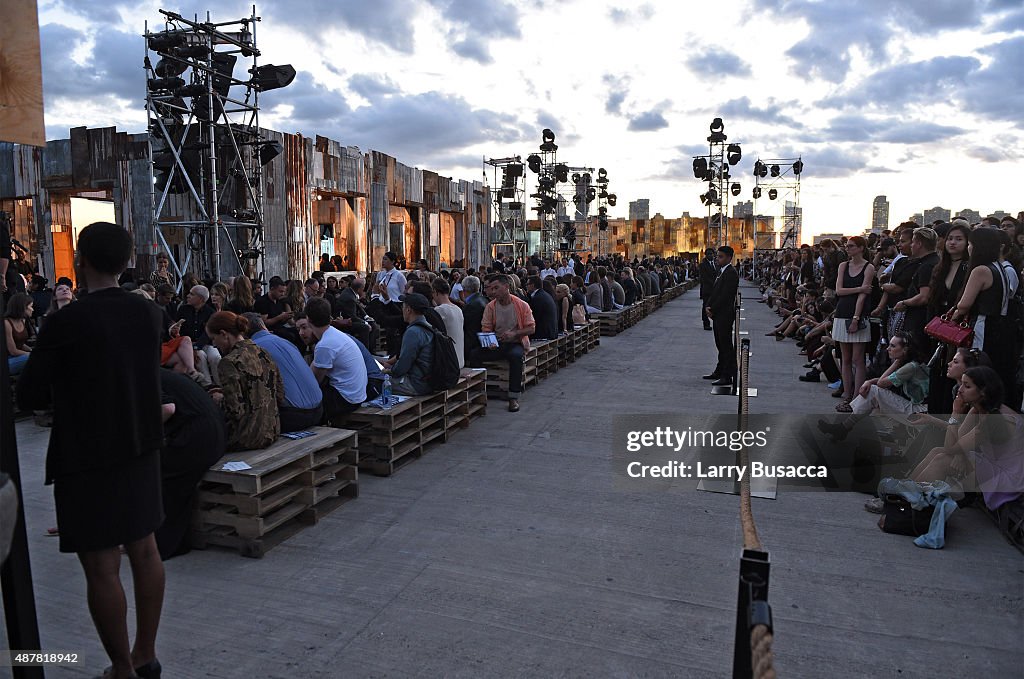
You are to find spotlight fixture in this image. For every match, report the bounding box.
[768,188,778,200]
[232,209,257,221]
[586,187,596,202]
[753,160,767,178]
[155,58,188,78]
[792,159,803,175]
[727,144,742,166]
[607,194,617,207]
[581,172,591,183]
[527,154,541,173]
[730,183,741,197]
[148,76,186,92]
[176,83,207,98]
[554,163,569,183]
[708,117,727,143]
[770,164,781,177]
[571,173,581,183]
[692,158,708,179]
[249,64,296,92]
[148,33,186,53]
[175,44,211,59]
[540,128,557,152]
[752,187,762,199]
[258,140,283,166]
[597,167,608,183]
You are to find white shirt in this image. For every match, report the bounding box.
[883,253,906,276]
[540,268,558,280]
[449,282,463,303]
[557,265,574,277]
[433,302,465,369]
[312,326,368,404]
[373,268,407,304]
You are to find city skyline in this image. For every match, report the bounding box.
[33,1,1024,241]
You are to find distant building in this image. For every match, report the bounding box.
[733,200,753,219]
[628,199,650,221]
[871,195,889,232]
[910,213,924,226]
[990,210,1010,221]
[923,206,951,225]
[814,233,844,245]
[956,208,981,224]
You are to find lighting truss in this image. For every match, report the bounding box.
[484,156,527,265]
[145,7,292,285]
[692,118,742,248]
[752,156,803,249]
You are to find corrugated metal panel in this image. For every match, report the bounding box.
[370,181,387,249]
[12,144,41,198]
[0,144,14,198]
[261,129,289,281]
[285,133,315,279]
[42,139,72,187]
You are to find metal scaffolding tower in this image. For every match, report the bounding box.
[145,7,293,285]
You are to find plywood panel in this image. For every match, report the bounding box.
[0,0,45,146]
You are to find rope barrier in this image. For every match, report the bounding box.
[750,624,777,679]
[733,302,776,679]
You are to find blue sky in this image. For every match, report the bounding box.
[36,0,1024,239]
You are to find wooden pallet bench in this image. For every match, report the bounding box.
[191,427,359,558]
[349,391,445,476]
[591,308,630,336]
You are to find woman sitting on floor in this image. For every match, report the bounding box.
[817,332,928,440]
[906,366,1024,511]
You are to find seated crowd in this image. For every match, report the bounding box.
[752,214,1024,524]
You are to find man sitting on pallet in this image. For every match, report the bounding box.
[304,298,368,424]
[473,274,536,413]
[381,292,435,396]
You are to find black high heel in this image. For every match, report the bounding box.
[135,660,161,678]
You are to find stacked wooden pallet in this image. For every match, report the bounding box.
[349,391,446,477]
[191,427,359,558]
[443,368,488,436]
[533,339,559,378]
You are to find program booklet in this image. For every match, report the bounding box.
[477,332,499,349]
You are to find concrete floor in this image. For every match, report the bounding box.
[2,281,1022,678]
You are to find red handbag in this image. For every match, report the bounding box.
[924,314,974,347]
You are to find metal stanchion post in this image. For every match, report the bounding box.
[732,548,772,679]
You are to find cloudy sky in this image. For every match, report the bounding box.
[37,0,1024,240]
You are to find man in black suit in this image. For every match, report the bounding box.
[460,275,488,354]
[703,246,740,386]
[526,275,559,341]
[698,248,717,330]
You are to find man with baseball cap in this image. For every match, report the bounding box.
[382,292,435,396]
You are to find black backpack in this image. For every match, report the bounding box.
[425,323,460,392]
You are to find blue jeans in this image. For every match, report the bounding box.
[8,354,28,376]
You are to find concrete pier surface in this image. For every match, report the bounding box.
[3,281,1021,678]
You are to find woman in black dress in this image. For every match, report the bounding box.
[925,222,970,415]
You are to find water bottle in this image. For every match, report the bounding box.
[381,374,393,409]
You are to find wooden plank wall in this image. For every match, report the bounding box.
[0,0,45,146]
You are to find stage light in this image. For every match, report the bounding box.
[710,118,724,133]
[792,159,803,175]
[572,173,581,183]
[586,187,596,202]
[250,64,296,92]
[597,168,608,183]
[708,117,727,143]
[722,167,730,180]
[175,44,210,59]
[258,140,282,166]
[598,206,608,216]
[692,158,707,179]
[176,83,207,98]
[149,76,186,92]
[752,187,761,199]
[155,58,188,78]
[555,163,569,182]
[599,189,608,199]
[581,173,591,183]
[727,144,742,165]
[540,128,557,152]
[770,164,780,177]
[731,183,741,197]
[527,154,541,173]
[768,188,778,200]
[538,175,555,190]
[754,160,767,178]
[148,33,186,53]
[233,209,257,221]
[607,194,617,207]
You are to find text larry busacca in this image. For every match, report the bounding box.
[623,426,827,479]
